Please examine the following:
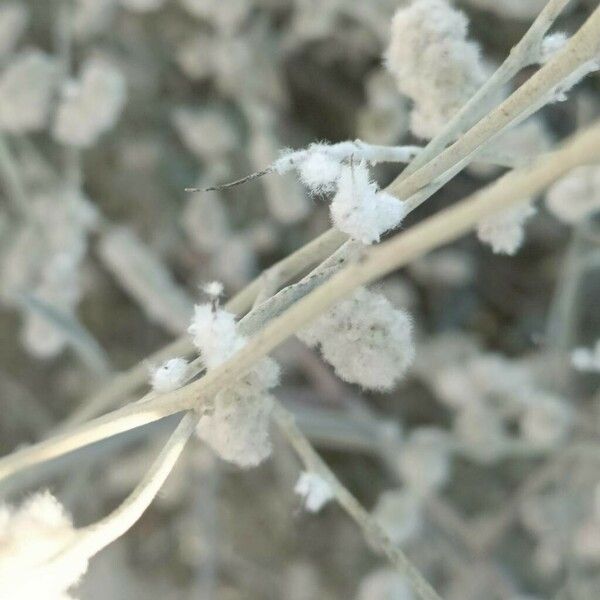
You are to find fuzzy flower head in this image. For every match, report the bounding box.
[545,166,600,225]
[519,392,573,449]
[572,341,600,373]
[298,287,414,391]
[396,428,451,496]
[202,280,224,299]
[294,471,334,513]
[188,298,280,468]
[188,303,245,369]
[195,357,280,468]
[330,161,408,245]
[0,50,58,133]
[0,492,88,600]
[296,146,343,194]
[52,56,126,147]
[150,357,189,393]
[477,202,536,255]
[385,0,488,139]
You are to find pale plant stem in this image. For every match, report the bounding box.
[272,402,443,600]
[387,5,600,200]
[398,0,572,181]
[57,412,198,563]
[2,121,599,485]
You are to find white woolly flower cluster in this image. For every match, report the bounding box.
[476,202,536,255]
[150,357,189,393]
[384,0,488,139]
[545,166,600,225]
[53,56,126,147]
[356,569,414,600]
[188,293,280,468]
[372,489,423,546]
[294,471,334,513]
[572,341,600,373]
[396,428,451,496]
[518,391,573,449]
[0,49,58,133]
[330,162,408,245]
[0,492,88,600]
[274,143,411,243]
[298,287,414,391]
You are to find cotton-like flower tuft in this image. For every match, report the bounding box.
[195,357,280,468]
[296,146,343,194]
[330,162,408,244]
[202,280,224,298]
[0,491,88,600]
[545,166,600,225]
[385,0,488,139]
[519,393,573,449]
[298,287,414,391]
[572,342,600,372]
[454,404,508,463]
[150,357,189,393]
[0,50,58,133]
[188,303,244,369]
[189,302,280,468]
[53,56,126,147]
[477,202,536,255]
[294,472,334,513]
[396,428,451,496]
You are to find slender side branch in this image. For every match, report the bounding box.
[58,412,198,563]
[273,403,443,600]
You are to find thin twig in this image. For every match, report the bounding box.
[272,402,443,600]
[185,167,274,193]
[57,412,198,563]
